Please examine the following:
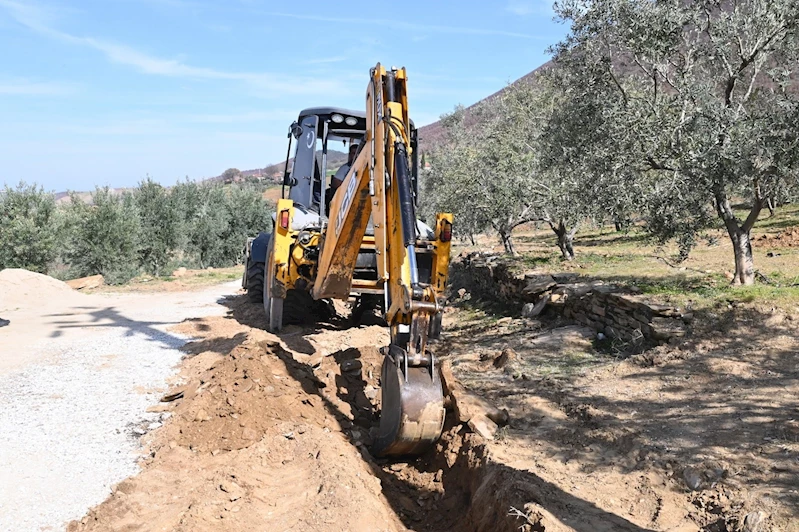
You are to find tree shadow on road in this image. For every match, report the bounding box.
[44,306,190,350]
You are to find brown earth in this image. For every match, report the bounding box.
[440,299,799,531]
[68,292,798,532]
[754,226,799,248]
[0,268,83,313]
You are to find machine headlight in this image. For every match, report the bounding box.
[331,114,344,123]
[344,116,358,126]
[297,231,312,246]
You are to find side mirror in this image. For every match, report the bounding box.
[289,122,302,139]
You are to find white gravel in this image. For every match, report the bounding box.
[0,281,239,532]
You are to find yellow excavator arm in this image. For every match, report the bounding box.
[313,64,452,456]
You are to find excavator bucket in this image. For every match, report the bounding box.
[372,352,446,457]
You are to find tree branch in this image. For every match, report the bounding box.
[742,180,765,233]
[645,156,676,172]
[605,42,629,105]
[704,8,735,78]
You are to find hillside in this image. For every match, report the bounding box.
[52,149,350,201]
[261,149,347,182]
[417,61,554,151]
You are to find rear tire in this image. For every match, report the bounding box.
[246,260,265,303]
[262,233,331,331]
[264,239,284,333]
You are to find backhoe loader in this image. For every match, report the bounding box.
[243,64,453,456]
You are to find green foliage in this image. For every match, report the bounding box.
[423,82,598,257]
[187,184,231,268]
[221,168,242,183]
[134,178,182,276]
[0,178,270,285]
[0,182,60,273]
[64,188,142,284]
[421,107,489,243]
[221,183,272,263]
[175,181,272,268]
[550,0,799,281]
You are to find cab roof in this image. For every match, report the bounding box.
[297,107,416,129]
[298,107,365,120]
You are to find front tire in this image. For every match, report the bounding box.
[263,237,284,333]
[246,260,265,303]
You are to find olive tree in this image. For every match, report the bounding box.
[64,188,141,284]
[474,86,544,255]
[552,0,799,284]
[421,107,491,246]
[424,83,602,258]
[503,79,607,260]
[220,183,272,263]
[134,178,182,276]
[0,182,60,273]
[221,168,242,184]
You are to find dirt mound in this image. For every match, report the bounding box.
[0,268,82,312]
[70,322,403,531]
[70,303,632,532]
[753,226,799,247]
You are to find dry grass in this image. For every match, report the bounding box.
[89,266,242,294]
[452,204,799,313]
[262,185,282,203]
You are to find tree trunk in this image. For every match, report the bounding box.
[550,220,576,261]
[613,216,630,232]
[767,197,775,218]
[729,228,755,285]
[714,189,761,286]
[499,230,516,255]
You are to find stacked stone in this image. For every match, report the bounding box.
[450,254,691,346]
[449,252,529,303]
[561,287,690,344]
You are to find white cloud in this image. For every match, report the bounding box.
[0,0,351,97]
[0,0,59,31]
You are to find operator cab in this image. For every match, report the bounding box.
[281,107,420,226]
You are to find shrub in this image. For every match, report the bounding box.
[0,182,60,273]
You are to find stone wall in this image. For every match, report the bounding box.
[555,284,691,345]
[450,252,691,346]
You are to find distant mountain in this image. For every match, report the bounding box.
[54,188,132,205]
[213,149,349,184]
[52,149,351,201]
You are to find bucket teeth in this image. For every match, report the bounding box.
[372,352,445,457]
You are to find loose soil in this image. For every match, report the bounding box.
[0,268,83,313]
[753,226,799,248]
[67,289,799,531]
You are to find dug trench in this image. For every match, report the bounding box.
[68,293,559,532]
[69,291,797,531]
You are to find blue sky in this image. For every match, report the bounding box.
[0,0,565,191]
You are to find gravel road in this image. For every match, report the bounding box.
[0,280,241,532]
